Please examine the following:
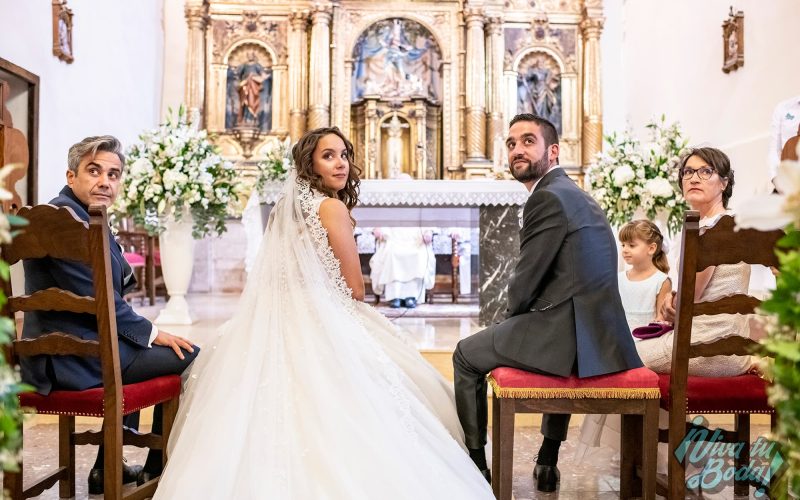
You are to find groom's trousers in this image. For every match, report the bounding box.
[453,325,571,450]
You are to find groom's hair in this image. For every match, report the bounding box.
[509,114,559,148]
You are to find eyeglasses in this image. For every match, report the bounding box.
[679,166,716,180]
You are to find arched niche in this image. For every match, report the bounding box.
[514,51,562,134]
[350,18,443,103]
[207,39,285,144]
[505,45,580,167]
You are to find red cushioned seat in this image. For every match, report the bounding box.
[19,375,181,417]
[123,252,145,267]
[489,366,660,399]
[153,250,161,266]
[657,373,771,414]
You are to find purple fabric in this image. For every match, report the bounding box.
[632,322,674,340]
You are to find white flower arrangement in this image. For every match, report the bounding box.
[588,115,690,235]
[254,137,294,194]
[114,106,244,238]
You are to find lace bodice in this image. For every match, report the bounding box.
[297,180,354,304]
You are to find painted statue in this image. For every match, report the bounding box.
[225,50,273,132]
[517,55,562,134]
[352,18,442,102]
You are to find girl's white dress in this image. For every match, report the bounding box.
[617,269,668,332]
[153,174,494,499]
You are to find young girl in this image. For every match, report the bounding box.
[617,220,672,333]
[575,220,672,464]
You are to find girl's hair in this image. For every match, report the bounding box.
[619,219,669,273]
[292,127,362,210]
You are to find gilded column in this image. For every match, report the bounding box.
[580,15,604,167]
[413,98,428,179]
[288,11,309,141]
[485,16,505,150]
[307,3,332,129]
[365,98,379,178]
[184,1,208,124]
[273,54,289,136]
[463,7,488,161]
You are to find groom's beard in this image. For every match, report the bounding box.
[509,152,551,184]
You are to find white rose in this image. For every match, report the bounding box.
[645,177,674,198]
[612,165,635,187]
[129,158,153,177]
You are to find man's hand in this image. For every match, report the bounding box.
[153,330,195,360]
[659,291,677,324]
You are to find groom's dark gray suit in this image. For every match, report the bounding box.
[453,167,642,450]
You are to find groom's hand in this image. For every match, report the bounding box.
[154,330,195,360]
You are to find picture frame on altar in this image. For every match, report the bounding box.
[52,0,74,64]
[721,7,744,74]
[0,57,40,211]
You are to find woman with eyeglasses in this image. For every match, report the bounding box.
[637,146,756,377]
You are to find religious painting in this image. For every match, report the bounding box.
[722,7,744,73]
[0,57,39,211]
[516,52,562,134]
[351,18,442,103]
[225,44,273,132]
[51,0,74,63]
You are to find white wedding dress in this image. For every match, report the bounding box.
[154,174,494,499]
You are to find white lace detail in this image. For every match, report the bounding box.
[259,178,529,207]
[297,178,355,308]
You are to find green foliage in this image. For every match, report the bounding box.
[0,217,33,473]
[760,227,800,498]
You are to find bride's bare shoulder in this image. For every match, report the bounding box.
[318,197,350,228]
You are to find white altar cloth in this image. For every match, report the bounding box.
[258,179,530,207]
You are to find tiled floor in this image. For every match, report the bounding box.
[14,294,772,499]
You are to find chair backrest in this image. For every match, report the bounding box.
[2,204,123,411]
[668,210,783,421]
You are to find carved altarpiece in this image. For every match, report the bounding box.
[190,0,605,181]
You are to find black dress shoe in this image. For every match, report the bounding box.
[388,298,402,308]
[403,297,417,308]
[533,463,560,493]
[480,468,491,484]
[88,462,143,494]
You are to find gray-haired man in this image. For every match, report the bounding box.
[20,136,201,493]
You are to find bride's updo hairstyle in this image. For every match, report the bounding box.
[292,127,362,211]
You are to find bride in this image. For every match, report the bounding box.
[153,127,494,499]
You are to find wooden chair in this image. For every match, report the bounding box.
[662,211,783,499]
[425,236,461,304]
[1,204,181,500]
[117,226,164,306]
[117,229,150,305]
[489,366,660,499]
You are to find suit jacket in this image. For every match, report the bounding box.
[21,186,153,394]
[494,168,642,378]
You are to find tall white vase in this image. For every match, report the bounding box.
[155,209,195,325]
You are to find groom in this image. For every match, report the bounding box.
[453,114,641,491]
